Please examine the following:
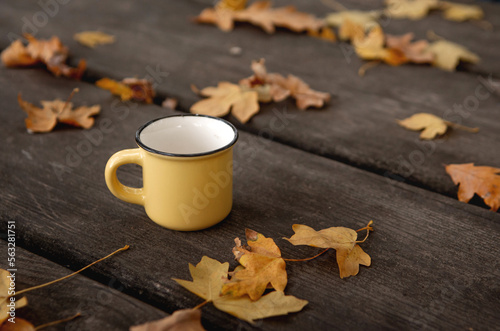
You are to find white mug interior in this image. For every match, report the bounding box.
[138,115,237,156]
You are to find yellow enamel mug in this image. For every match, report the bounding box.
[105,114,238,231]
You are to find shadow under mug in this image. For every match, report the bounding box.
[104,114,238,231]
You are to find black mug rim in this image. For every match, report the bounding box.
[135,114,239,157]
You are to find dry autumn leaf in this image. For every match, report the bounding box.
[195,0,324,34]
[397,113,478,139]
[190,82,259,123]
[384,0,439,20]
[445,163,500,212]
[130,309,205,331]
[74,31,116,48]
[240,59,330,109]
[216,0,247,11]
[386,33,434,64]
[221,229,287,301]
[1,34,86,79]
[439,1,484,22]
[353,26,406,66]
[18,92,100,133]
[325,10,381,34]
[96,77,155,103]
[284,221,373,278]
[427,39,479,71]
[173,256,307,324]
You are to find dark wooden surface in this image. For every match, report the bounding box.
[1,0,500,330]
[0,241,167,330]
[1,0,499,198]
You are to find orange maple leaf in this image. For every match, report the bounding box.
[221,229,287,301]
[445,163,500,212]
[18,93,100,133]
[1,34,86,79]
[195,0,324,34]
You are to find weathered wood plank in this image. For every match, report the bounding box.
[0,240,167,330]
[1,0,498,199]
[0,67,499,330]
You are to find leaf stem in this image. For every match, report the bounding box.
[283,248,330,262]
[358,61,380,77]
[444,121,479,133]
[355,220,373,244]
[320,0,347,11]
[15,245,129,296]
[60,88,80,115]
[35,312,81,330]
[193,300,210,310]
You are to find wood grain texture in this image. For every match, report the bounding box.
[0,241,167,330]
[1,0,498,198]
[0,67,499,330]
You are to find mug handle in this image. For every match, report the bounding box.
[105,148,145,206]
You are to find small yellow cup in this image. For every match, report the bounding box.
[105,114,238,231]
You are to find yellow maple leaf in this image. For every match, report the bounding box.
[445,163,500,212]
[173,256,307,324]
[353,26,407,66]
[439,1,484,22]
[325,10,381,34]
[384,0,439,20]
[398,113,479,139]
[190,82,259,123]
[284,222,373,278]
[427,39,479,71]
[222,229,287,301]
[73,31,116,48]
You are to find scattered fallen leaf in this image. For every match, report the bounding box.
[445,163,500,212]
[239,59,330,109]
[222,229,287,301]
[96,77,155,103]
[74,31,116,48]
[325,10,381,31]
[439,1,483,22]
[195,1,324,34]
[162,97,178,110]
[397,113,447,139]
[214,290,307,324]
[397,112,479,139]
[353,26,407,66]
[426,39,479,71]
[1,34,86,79]
[18,92,100,133]
[284,222,373,278]
[130,309,205,331]
[386,33,434,64]
[0,318,35,331]
[384,0,439,20]
[190,82,259,123]
[174,256,307,324]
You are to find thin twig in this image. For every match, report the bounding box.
[284,248,330,262]
[358,61,380,77]
[15,245,129,296]
[60,88,79,114]
[35,312,81,330]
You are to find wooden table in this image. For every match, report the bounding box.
[1,0,500,330]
